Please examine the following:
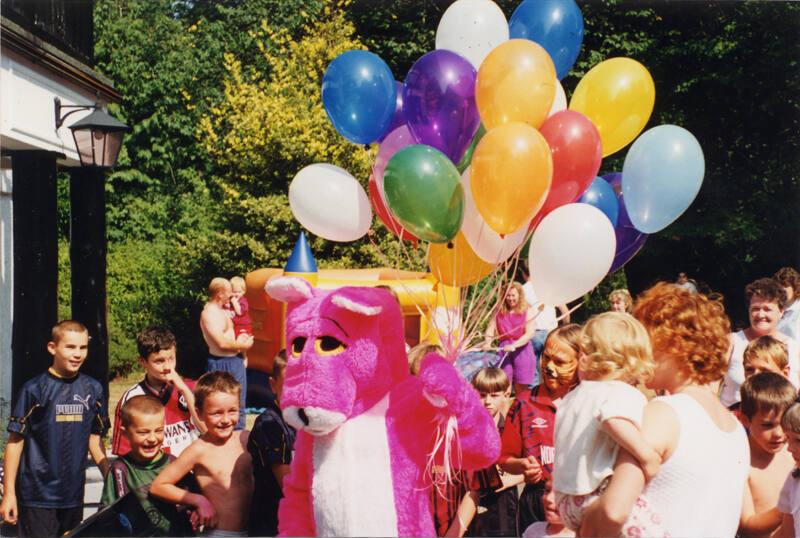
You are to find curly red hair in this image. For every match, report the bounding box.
[633,282,731,385]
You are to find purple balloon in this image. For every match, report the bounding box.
[374,125,417,199]
[378,81,406,143]
[603,173,648,273]
[404,50,480,164]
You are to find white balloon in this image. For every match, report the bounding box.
[529,203,616,305]
[435,0,509,69]
[289,164,372,242]
[548,79,567,118]
[460,168,528,263]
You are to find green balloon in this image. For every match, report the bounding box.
[456,123,487,173]
[384,144,464,243]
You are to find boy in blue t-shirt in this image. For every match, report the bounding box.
[0,320,110,537]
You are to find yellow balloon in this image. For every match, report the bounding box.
[569,57,655,157]
[471,122,553,235]
[429,232,494,287]
[476,40,556,130]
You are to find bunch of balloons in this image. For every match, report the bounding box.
[289,0,706,306]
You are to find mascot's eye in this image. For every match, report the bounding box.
[291,336,307,356]
[315,336,346,356]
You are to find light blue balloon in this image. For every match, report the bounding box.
[622,125,705,234]
[322,50,397,145]
[579,176,619,227]
[509,0,584,80]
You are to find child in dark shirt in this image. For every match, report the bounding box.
[101,395,194,536]
[448,368,521,537]
[1,320,109,538]
[248,350,296,536]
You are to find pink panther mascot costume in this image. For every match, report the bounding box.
[266,277,500,537]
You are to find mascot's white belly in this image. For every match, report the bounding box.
[312,394,398,537]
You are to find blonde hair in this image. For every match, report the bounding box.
[579,312,654,383]
[51,320,88,343]
[208,277,231,299]
[471,367,510,393]
[230,276,246,293]
[782,402,800,434]
[194,371,241,410]
[500,282,528,314]
[609,289,633,313]
[744,336,789,372]
[407,344,443,376]
[740,372,796,420]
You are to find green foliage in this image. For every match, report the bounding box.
[87,0,799,373]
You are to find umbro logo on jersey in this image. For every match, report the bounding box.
[530,417,548,429]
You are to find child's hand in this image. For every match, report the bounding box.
[163,369,181,385]
[502,344,516,353]
[0,493,18,524]
[641,450,661,482]
[521,455,543,484]
[236,333,254,350]
[193,496,218,529]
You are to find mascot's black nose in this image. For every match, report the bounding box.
[297,408,310,426]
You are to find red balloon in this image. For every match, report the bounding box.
[530,110,602,228]
[368,175,419,244]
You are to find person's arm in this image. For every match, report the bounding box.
[557,304,570,324]
[445,490,479,537]
[778,514,795,538]
[230,296,242,317]
[483,317,497,350]
[503,307,539,352]
[151,444,218,529]
[167,373,206,434]
[0,433,24,524]
[499,455,543,484]
[271,463,291,490]
[200,310,253,353]
[89,433,110,477]
[602,418,660,481]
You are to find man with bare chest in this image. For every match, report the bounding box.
[200,278,253,430]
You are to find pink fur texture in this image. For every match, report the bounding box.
[266,277,500,537]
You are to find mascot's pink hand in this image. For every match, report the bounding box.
[419,353,469,415]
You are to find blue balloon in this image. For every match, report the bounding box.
[322,50,397,144]
[622,125,705,233]
[579,176,619,227]
[509,0,584,80]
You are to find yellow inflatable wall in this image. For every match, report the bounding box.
[244,268,461,374]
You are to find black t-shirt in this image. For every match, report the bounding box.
[7,370,108,508]
[247,396,296,537]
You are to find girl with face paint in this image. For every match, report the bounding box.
[498,325,581,533]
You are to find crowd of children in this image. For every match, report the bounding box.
[2,266,800,537]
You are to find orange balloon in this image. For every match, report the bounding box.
[471,122,553,235]
[428,232,495,287]
[476,40,556,130]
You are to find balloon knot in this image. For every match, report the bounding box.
[447,242,454,249]
[499,234,506,239]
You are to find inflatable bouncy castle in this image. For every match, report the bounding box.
[244,232,461,374]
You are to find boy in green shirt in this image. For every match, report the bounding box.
[101,395,193,536]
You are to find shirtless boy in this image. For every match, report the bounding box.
[200,277,253,429]
[150,372,254,537]
[739,372,797,537]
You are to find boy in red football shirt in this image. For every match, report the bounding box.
[112,326,203,457]
[499,325,580,533]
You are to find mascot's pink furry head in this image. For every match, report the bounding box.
[266,276,409,436]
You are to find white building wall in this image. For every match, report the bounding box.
[0,165,12,435]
